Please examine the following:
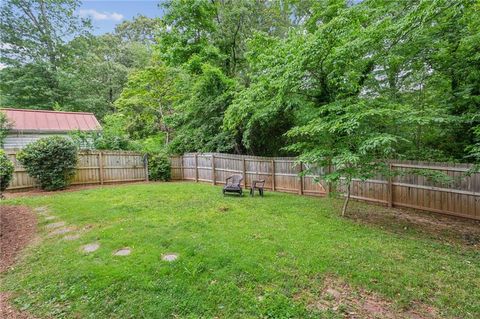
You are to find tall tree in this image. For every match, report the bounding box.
[0,0,89,67]
[0,0,89,109]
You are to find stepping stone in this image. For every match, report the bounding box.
[34,207,50,216]
[82,243,100,253]
[44,216,57,221]
[162,253,178,262]
[114,248,131,256]
[49,227,73,236]
[63,234,80,241]
[46,221,66,229]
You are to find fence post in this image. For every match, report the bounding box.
[271,159,275,191]
[242,158,246,188]
[195,154,199,182]
[98,151,104,185]
[299,161,304,195]
[388,163,393,207]
[144,154,149,182]
[211,154,216,185]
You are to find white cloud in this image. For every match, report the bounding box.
[79,9,124,21]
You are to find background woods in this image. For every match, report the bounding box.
[1,0,479,163]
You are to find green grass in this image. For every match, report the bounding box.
[1,182,479,318]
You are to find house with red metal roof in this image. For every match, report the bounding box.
[1,108,102,149]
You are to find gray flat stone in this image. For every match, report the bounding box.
[34,207,50,216]
[162,253,178,262]
[63,234,81,241]
[49,227,73,236]
[114,248,131,256]
[44,216,57,221]
[46,221,66,229]
[82,243,100,253]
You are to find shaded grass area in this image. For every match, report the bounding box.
[1,182,479,318]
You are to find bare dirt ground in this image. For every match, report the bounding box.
[343,201,480,248]
[0,206,37,272]
[298,275,440,319]
[3,181,152,199]
[0,292,35,319]
[0,205,38,319]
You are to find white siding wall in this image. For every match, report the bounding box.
[3,133,69,149]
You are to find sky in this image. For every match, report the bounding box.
[78,0,165,35]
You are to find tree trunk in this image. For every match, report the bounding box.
[341,182,351,217]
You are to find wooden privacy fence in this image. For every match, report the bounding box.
[6,150,148,190]
[171,153,480,220]
[171,153,327,196]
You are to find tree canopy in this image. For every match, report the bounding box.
[0,0,479,165]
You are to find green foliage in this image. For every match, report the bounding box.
[0,111,12,147]
[70,114,133,151]
[17,136,78,191]
[92,114,132,150]
[2,0,480,170]
[0,0,89,66]
[0,149,14,196]
[0,0,90,110]
[115,63,177,139]
[167,64,237,154]
[147,153,171,181]
[0,63,59,110]
[59,33,150,119]
[136,133,166,154]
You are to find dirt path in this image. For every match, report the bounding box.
[0,205,38,319]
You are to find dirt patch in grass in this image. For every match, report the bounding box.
[0,206,38,319]
[0,206,37,273]
[3,181,154,199]
[344,201,480,248]
[218,205,229,213]
[301,276,440,319]
[0,293,35,319]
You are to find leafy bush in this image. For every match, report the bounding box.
[70,114,133,151]
[0,112,12,147]
[18,136,78,191]
[0,150,14,197]
[148,153,171,181]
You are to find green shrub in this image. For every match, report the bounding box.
[18,136,78,191]
[148,153,171,181]
[0,150,14,197]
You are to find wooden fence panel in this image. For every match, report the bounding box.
[5,152,36,189]
[214,155,243,185]
[5,150,147,190]
[181,155,196,181]
[172,153,479,220]
[176,153,325,196]
[170,156,183,180]
[197,155,212,182]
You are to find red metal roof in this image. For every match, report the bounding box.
[1,108,101,132]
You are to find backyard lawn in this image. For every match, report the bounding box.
[1,182,479,318]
